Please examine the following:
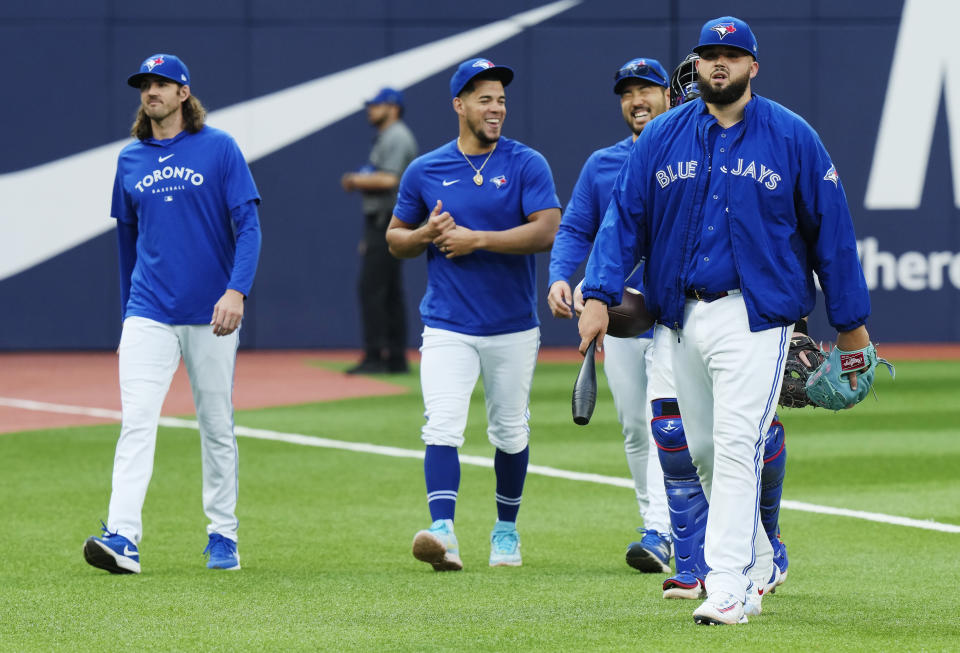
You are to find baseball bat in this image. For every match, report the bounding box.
[571,339,597,425]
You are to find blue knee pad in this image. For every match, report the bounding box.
[760,415,786,543]
[651,398,708,579]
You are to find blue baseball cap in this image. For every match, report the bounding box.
[693,16,758,60]
[365,87,404,108]
[127,53,190,88]
[613,58,669,94]
[450,57,514,98]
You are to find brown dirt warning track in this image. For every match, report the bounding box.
[0,344,956,434]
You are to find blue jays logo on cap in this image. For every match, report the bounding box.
[450,57,514,98]
[710,23,737,39]
[694,16,759,60]
[127,53,191,88]
[144,56,165,71]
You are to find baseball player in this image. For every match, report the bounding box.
[547,58,672,573]
[650,53,789,604]
[579,16,875,625]
[386,57,561,571]
[83,53,261,574]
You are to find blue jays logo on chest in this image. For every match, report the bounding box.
[721,159,781,190]
[656,161,698,188]
[490,175,507,188]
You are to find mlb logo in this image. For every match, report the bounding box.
[490,175,507,188]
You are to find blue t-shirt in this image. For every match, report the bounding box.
[394,137,561,336]
[111,126,261,324]
[549,137,632,287]
[549,136,652,338]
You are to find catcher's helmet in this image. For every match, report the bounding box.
[670,53,700,108]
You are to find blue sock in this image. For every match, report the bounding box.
[424,445,460,522]
[494,446,529,523]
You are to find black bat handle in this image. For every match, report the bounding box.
[572,339,597,425]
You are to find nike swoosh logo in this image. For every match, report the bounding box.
[158,154,175,162]
[0,0,580,282]
[123,546,137,557]
[442,180,461,186]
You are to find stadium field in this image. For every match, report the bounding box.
[0,354,957,651]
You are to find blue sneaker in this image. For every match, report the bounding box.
[204,533,241,570]
[771,536,788,590]
[489,520,522,567]
[626,528,672,573]
[412,519,462,571]
[83,521,140,574]
[663,571,705,600]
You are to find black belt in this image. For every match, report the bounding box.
[685,288,741,302]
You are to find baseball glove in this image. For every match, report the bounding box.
[805,342,895,411]
[778,333,827,408]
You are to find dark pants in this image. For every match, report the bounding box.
[359,210,407,362]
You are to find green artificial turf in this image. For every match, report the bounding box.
[0,360,957,651]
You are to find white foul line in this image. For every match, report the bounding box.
[2,396,958,534]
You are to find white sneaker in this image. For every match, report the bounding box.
[693,591,748,625]
[412,519,463,572]
[744,582,762,617]
[745,563,783,616]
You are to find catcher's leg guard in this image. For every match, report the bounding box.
[760,417,786,543]
[761,416,789,584]
[651,398,709,598]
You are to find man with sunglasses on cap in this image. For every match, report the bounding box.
[579,16,875,625]
[547,58,673,575]
[83,53,261,574]
[341,87,418,374]
[387,57,561,571]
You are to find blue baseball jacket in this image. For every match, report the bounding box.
[582,94,870,333]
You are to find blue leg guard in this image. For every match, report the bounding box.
[762,415,788,582]
[651,398,709,599]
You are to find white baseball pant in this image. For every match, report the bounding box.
[419,325,539,453]
[107,316,240,544]
[656,294,789,599]
[602,335,669,533]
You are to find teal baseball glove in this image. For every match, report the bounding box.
[805,343,895,410]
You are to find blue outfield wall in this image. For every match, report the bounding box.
[1,0,956,350]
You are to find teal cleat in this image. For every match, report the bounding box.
[412,519,463,571]
[489,520,522,567]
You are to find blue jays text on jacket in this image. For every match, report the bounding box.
[581,94,870,333]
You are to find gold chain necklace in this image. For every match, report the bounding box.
[457,137,497,186]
